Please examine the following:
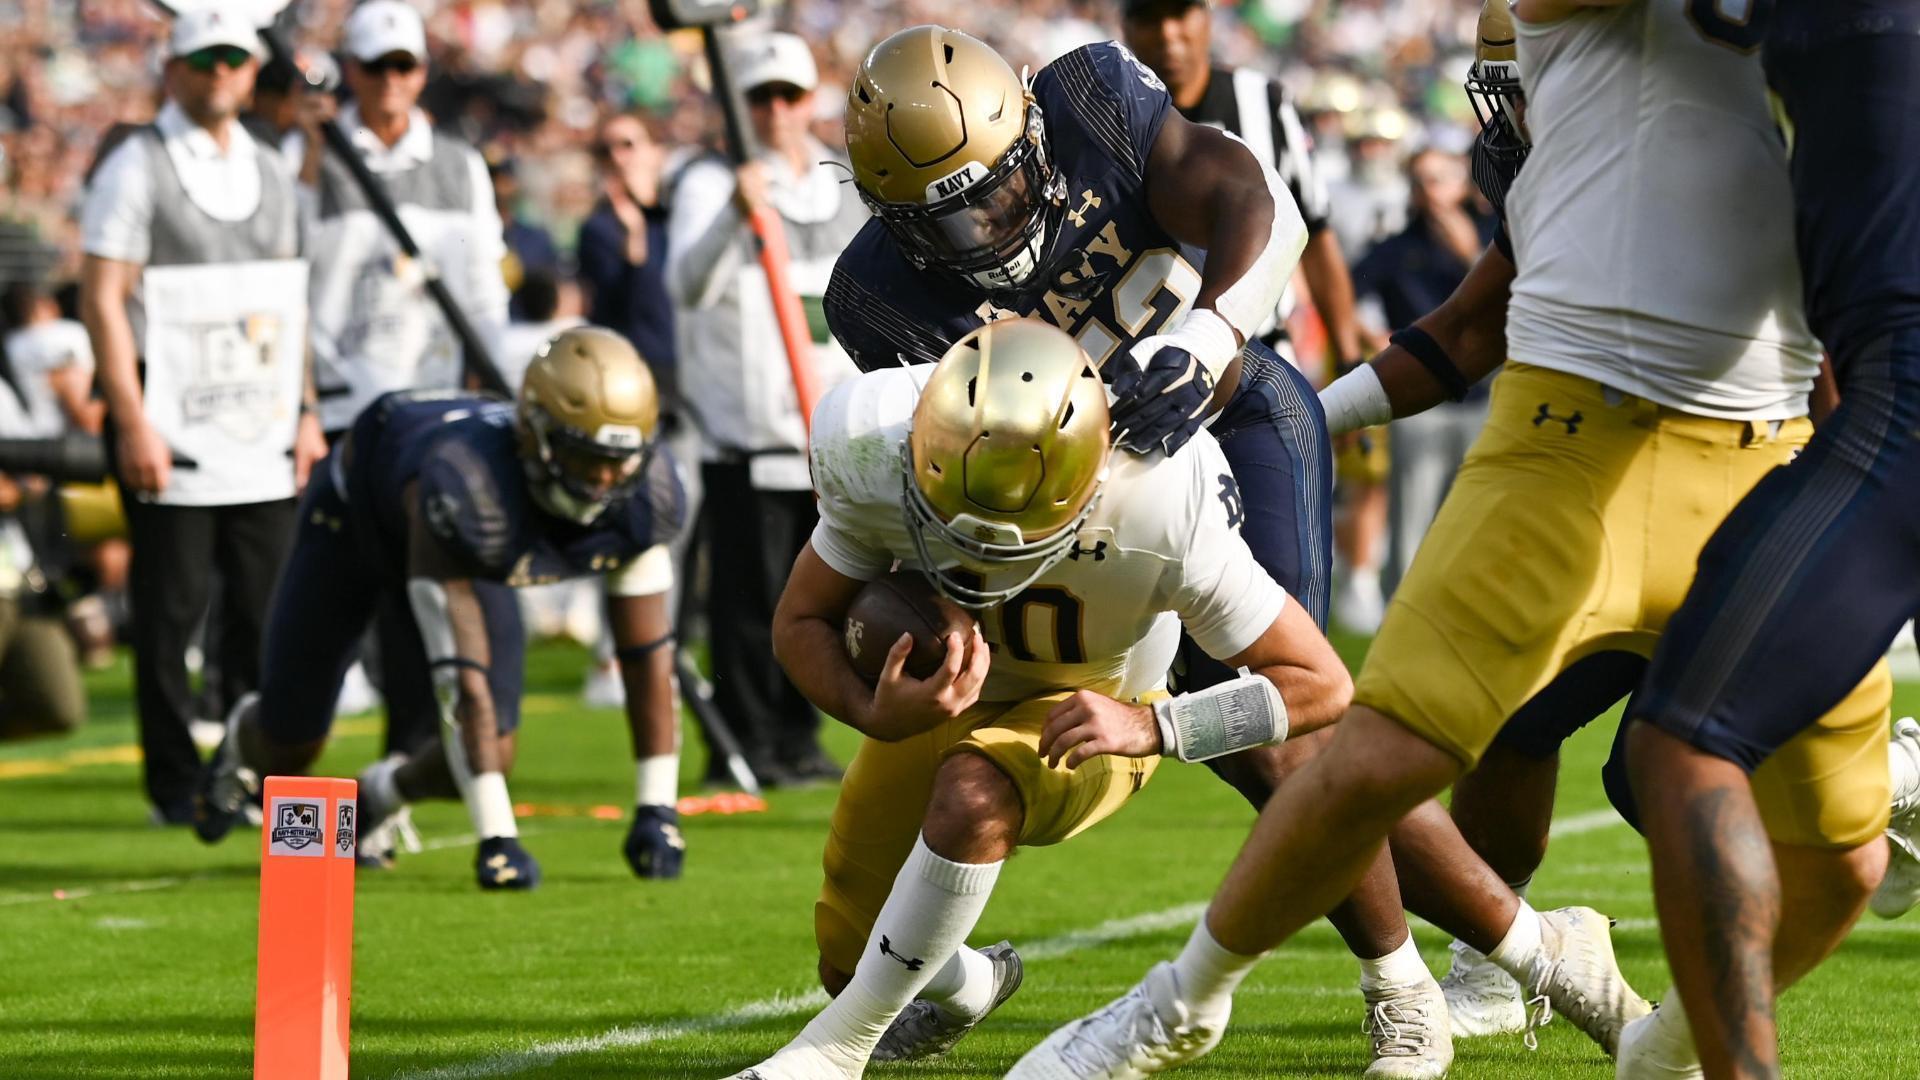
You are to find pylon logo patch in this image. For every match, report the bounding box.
[269,797,326,857]
[335,803,357,858]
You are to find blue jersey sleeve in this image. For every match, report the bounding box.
[416,433,524,579]
[825,223,973,371]
[1033,41,1173,187]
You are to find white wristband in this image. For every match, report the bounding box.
[636,753,679,809]
[1153,667,1290,764]
[1169,307,1243,385]
[1318,363,1392,436]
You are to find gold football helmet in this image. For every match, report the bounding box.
[517,326,659,523]
[1467,0,1525,145]
[846,25,1066,297]
[904,318,1111,609]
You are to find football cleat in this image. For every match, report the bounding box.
[353,756,405,871]
[193,693,261,844]
[1615,1001,1702,1079]
[475,836,541,890]
[1870,718,1920,920]
[1006,961,1225,1079]
[1363,974,1453,1079]
[1439,938,1528,1037]
[624,804,687,880]
[1522,907,1652,1056]
[874,941,1024,1061]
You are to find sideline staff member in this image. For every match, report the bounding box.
[79,5,323,824]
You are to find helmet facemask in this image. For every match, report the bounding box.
[522,406,650,525]
[1465,59,1528,213]
[899,441,1105,610]
[864,101,1067,303]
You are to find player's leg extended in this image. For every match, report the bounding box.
[1012,364,1666,1077]
[744,694,1156,1077]
[196,478,380,842]
[1628,331,1920,1078]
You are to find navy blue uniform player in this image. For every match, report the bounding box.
[1625,0,1920,1072]
[812,26,1461,1076]
[196,328,692,889]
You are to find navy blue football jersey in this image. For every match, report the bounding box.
[341,391,684,585]
[1765,0,1920,364]
[828,41,1237,377]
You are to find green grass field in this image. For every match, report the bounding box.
[4,641,1916,1080]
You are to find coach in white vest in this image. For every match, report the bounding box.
[79,4,325,825]
[289,0,509,439]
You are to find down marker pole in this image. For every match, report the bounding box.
[255,775,357,1080]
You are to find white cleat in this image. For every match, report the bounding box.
[1615,1002,1702,1079]
[873,941,1023,1061]
[722,1041,864,1080]
[1870,718,1920,920]
[583,661,626,709]
[353,756,405,870]
[1007,961,1225,1079]
[1438,939,1527,1038]
[1363,975,1453,1078]
[1522,907,1652,1056]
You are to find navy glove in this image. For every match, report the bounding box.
[1108,343,1216,456]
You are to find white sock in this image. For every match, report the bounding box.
[796,836,1001,1062]
[919,944,997,1018]
[1650,988,1700,1061]
[469,771,518,840]
[1486,900,1544,982]
[1359,933,1430,991]
[1171,914,1265,1018]
[366,756,405,816]
[636,754,679,808]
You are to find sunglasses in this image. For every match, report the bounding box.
[745,83,807,106]
[360,54,420,77]
[184,45,252,73]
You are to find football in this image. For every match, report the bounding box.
[842,571,975,682]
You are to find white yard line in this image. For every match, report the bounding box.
[1547,808,1625,837]
[394,902,1212,1080]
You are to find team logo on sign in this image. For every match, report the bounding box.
[336,804,357,856]
[272,801,323,851]
[183,314,284,442]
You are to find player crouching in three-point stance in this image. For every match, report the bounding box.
[194,328,691,889]
[721,318,1351,1079]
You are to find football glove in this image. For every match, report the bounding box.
[624,804,687,880]
[475,836,542,890]
[1107,309,1238,456]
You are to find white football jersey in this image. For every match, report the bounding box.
[808,366,1287,704]
[1505,0,1821,420]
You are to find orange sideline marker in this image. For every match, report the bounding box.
[255,776,357,1080]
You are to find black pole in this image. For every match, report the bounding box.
[253,25,511,398]
[701,26,755,168]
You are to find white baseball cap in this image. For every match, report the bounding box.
[731,32,817,95]
[343,0,427,62]
[169,4,264,59]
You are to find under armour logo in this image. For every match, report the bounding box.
[877,936,924,971]
[1217,474,1244,530]
[1532,403,1583,435]
[1068,541,1108,562]
[1067,189,1102,228]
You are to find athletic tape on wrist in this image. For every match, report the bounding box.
[1153,667,1289,763]
[1318,364,1393,436]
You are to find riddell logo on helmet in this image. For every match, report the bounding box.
[927,162,988,202]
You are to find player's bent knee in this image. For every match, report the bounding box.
[922,752,1022,863]
[1324,706,1466,818]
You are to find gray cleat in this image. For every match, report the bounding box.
[872,941,1024,1061]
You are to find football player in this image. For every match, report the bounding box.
[193,327,693,889]
[1014,0,1899,1075]
[1623,0,1920,1072]
[825,26,1457,1074]
[722,318,1352,1079]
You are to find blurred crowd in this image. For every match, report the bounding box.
[0,0,1499,796]
[2,0,1485,287]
